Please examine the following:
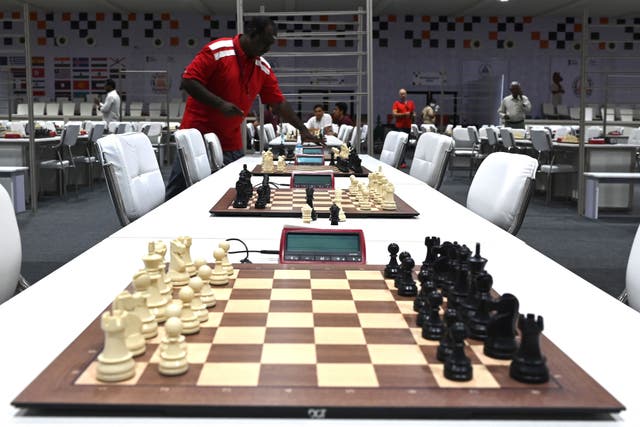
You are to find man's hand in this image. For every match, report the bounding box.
[300,128,326,147]
[219,101,244,117]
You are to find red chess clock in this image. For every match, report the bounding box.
[279,227,366,264]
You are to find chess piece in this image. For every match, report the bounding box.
[468,272,494,341]
[349,175,359,195]
[277,155,286,172]
[394,251,411,288]
[421,236,440,275]
[178,286,200,335]
[254,175,271,209]
[397,256,418,297]
[195,261,217,307]
[509,314,549,384]
[381,182,397,210]
[158,316,188,376]
[96,310,136,382]
[437,308,459,362]
[168,239,190,287]
[484,293,519,360]
[359,186,371,210]
[334,190,346,222]
[329,202,340,226]
[112,292,146,356]
[149,240,172,299]
[262,149,274,173]
[305,187,317,221]
[329,149,337,166]
[133,270,167,323]
[444,322,473,381]
[188,276,209,323]
[179,236,196,277]
[383,243,400,279]
[130,273,158,338]
[301,204,312,223]
[210,247,230,286]
[422,290,444,340]
[218,241,234,276]
[232,165,253,208]
[414,269,435,314]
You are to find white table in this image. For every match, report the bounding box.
[3,154,640,426]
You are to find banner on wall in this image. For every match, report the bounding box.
[151,72,170,94]
[412,71,444,86]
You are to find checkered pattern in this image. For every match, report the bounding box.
[76,266,549,390]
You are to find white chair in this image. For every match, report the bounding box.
[499,128,517,152]
[409,132,454,190]
[45,102,60,116]
[79,102,95,116]
[39,123,80,197]
[530,129,576,204]
[485,126,501,152]
[33,102,45,116]
[342,125,354,145]
[466,152,538,235]
[0,185,29,304]
[601,107,615,122]
[263,123,276,141]
[451,126,478,176]
[128,101,143,117]
[204,132,225,171]
[621,225,640,312]
[174,129,212,186]
[421,124,437,133]
[585,126,603,140]
[72,122,105,190]
[16,103,28,116]
[556,104,570,119]
[337,124,348,141]
[169,101,183,119]
[96,132,165,226]
[142,122,165,165]
[542,103,557,119]
[61,101,76,116]
[379,131,408,168]
[148,102,164,118]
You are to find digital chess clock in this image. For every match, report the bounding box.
[295,154,325,165]
[279,227,366,263]
[290,171,335,189]
[302,146,324,155]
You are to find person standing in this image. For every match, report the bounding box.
[392,88,415,133]
[550,72,564,107]
[498,81,532,129]
[94,79,120,125]
[331,102,354,126]
[165,16,320,200]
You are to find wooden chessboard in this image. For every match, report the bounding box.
[13,264,624,418]
[209,188,419,218]
[251,164,371,177]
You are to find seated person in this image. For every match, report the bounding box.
[305,104,334,136]
[332,102,354,126]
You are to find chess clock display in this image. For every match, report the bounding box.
[301,146,323,155]
[290,171,335,189]
[279,227,366,263]
[294,154,325,165]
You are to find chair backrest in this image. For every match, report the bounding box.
[585,126,603,140]
[444,124,453,135]
[379,131,408,168]
[452,126,474,150]
[148,102,164,118]
[116,122,133,134]
[556,104,569,118]
[555,126,573,138]
[169,101,182,118]
[466,152,538,235]
[626,225,640,311]
[409,132,454,190]
[204,132,225,171]
[174,128,212,186]
[337,124,348,141]
[88,122,105,143]
[142,122,163,144]
[33,102,45,115]
[61,101,75,116]
[530,129,553,153]
[0,185,21,304]
[342,125,354,144]
[128,101,143,117]
[499,128,516,149]
[542,103,556,118]
[349,125,361,146]
[45,102,60,116]
[16,103,28,115]
[79,102,94,116]
[584,107,593,121]
[486,127,499,147]
[601,107,615,121]
[467,126,480,145]
[360,124,368,142]
[96,132,165,226]
[421,124,437,133]
[60,123,80,148]
[628,128,640,146]
[263,123,276,141]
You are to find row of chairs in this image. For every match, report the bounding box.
[15,100,186,118]
[542,104,640,122]
[250,122,368,150]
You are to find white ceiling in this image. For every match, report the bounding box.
[0,0,638,17]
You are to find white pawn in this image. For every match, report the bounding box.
[96,310,136,382]
[218,241,234,276]
[164,302,187,353]
[360,186,371,210]
[158,316,188,376]
[178,286,200,335]
[130,271,158,338]
[189,276,209,323]
[112,292,146,356]
[277,155,286,172]
[196,262,217,308]
[301,204,312,223]
[210,248,229,286]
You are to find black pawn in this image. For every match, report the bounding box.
[394,251,411,288]
[383,243,400,279]
[484,294,519,360]
[421,290,444,340]
[329,150,335,166]
[398,257,418,297]
[413,269,430,313]
[468,272,494,341]
[509,314,549,384]
[437,308,459,362]
[444,322,473,381]
[329,202,340,226]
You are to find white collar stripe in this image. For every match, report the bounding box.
[214,49,236,60]
[259,57,271,68]
[208,39,234,51]
[255,59,270,75]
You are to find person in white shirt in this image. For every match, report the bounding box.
[305,104,334,135]
[94,79,121,124]
[498,81,531,129]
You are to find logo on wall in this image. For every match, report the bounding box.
[478,63,492,77]
[572,76,593,97]
[151,73,171,94]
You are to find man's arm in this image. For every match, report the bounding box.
[181,78,243,116]
[271,100,323,145]
[522,96,532,114]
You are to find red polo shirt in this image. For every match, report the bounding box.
[181,34,285,151]
[392,100,415,129]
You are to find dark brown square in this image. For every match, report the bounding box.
[269,300,313,312]
[236,269,273,279]
[184,327,216,343]
[363,328,417,344]
[309,270,347,279]
[375,365,438,388]
[272,279,312,288]
[355,301,401,313]
[487,365,560,389]
[313,313,361,327]
[265,327,315,343]
[138,363,203,385]
[220,313,268,327]
[207,344,263,362]
[316,344,371,363]
[311,290,353,300]
[403,313,419,326]
[134,343,159,362]
[258,364,317,387]
[229,289,272,299]
[348,280,389,290]
[210,300,227,312]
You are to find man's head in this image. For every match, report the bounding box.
[399,88,407,101]
[242,17,277,58]
[332,102,348,119]
[509,81,522,97]
[313,104,325,120]
[552,72,563,83]
[105,79,116,92]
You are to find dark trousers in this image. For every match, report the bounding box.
[506,120,525,129]
[164,149,245,200]
[396,127,411,166]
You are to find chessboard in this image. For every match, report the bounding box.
[13,263,624,418]
[251,164,371,177]
[209,188,419,218]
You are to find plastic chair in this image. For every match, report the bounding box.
[204,132,225,172]
[379,131,408,168]
[620,224,640,312]
[73,122,105,189]
[0,185,29,304]
[39,123,80,197]
[174,129,212,187]
[530,129,576,203]
[409,132,454,190]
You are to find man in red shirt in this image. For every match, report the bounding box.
[391,88,414,168]
[166,16,319,200]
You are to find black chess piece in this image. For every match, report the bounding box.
[384,243,400,279]
[254,175,271,209]
[305,187,318,220]
[329,150,336,166]
[421,290,444,340]
[394,251,411,288]
[413,269,430,313]
[437,308,459,362]
[329,202,340,226]
[444,322,473,381]
[348,150,363,174]
[232,167,252,208]
[459,243,488,321]
[484,293,519,360]
[509,314,549,384]
[468,272,494,341]
[397,256,418,297]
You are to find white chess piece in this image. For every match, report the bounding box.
[158,316,188,376]
[169,239,190,287]
[195,260,217,308]
[152,240,172,295]
[112,292,146,356]
[301,204,312,223]
[130,276,158,339]
[96,310,136,382]
[277,155,286,172]
[142,242,171,309]
[218,241,234,276]
[178,286,200,335]
[188,276,209,323]
[382,182,397,210]
[359,186,371,210]
[179,236,197,277]
[210,248,230,286]
[133,270,167,323]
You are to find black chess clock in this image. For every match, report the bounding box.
[279,227,366,263]
[290,171,335,189]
